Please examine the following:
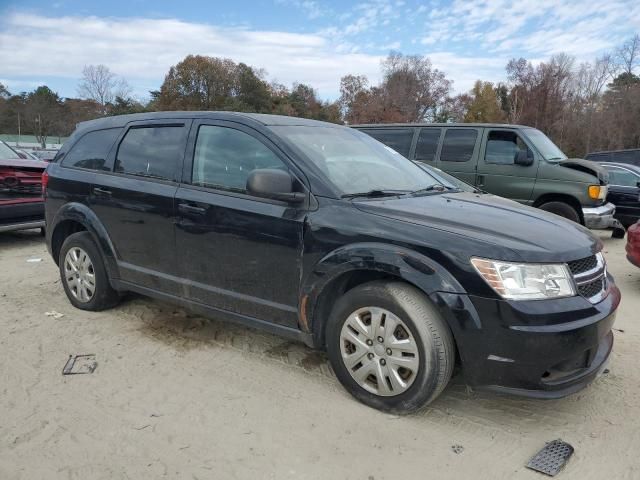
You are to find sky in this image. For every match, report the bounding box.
[1,0,639,101]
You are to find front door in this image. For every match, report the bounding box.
[476,129,539,204]
[175,121,306,328]
[90,120,191,294]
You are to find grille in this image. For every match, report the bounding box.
[526,440,574,476]
[568,254,606,302]
[577,278,604,298]
[567,255,597,275]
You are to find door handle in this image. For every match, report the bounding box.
[178,203,206,215]
[93,187,112,196]
[477,175,485,187]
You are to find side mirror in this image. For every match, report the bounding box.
[247,169,305,203]
[514,149,534,166]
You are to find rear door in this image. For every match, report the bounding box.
[174,120,307,328]
[476,128,539,203]
[435,127,481,185]
[90,119,191,294]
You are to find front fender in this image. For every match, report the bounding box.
[301,242,467,341]
[49,202,120,281]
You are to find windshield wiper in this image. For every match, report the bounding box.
[546,157,565,162]
[341,189,411,199]
[410,184,456,195]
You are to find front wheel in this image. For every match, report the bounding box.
[538,201,580,223]
[326,281,455,414]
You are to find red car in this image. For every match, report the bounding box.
[627,221,640,268]
[0,143,47,233]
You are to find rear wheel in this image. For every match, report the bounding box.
[538,201,580,223]
[59,231,120,311]
[326,281,454,414]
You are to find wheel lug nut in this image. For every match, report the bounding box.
[386,348,392,355]
[367,353,374,360]
[377,336,383,343]
[366,339,373,346]
[380,359,386,366]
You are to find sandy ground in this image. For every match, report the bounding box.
[0,230,639,480]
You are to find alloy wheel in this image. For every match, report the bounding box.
[64,247,96,303]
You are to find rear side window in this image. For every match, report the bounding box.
[485,130,528,165]
[363,128,414,158]
[192,125,287,192]
[116,126,187,180]
[440,129,478,162]
[61,128,121,170]
[415,128,441,162]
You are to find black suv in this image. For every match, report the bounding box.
[45,112,620,413]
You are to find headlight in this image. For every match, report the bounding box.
[471,258,575,300]
[588,185,607,200]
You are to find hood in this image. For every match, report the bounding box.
[354,192,600,262]
[0,158,48,170]
[559,158,609,184]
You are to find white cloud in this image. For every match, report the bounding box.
[417,0,636,60]
[275,0,327,19]
[0,13,384,99]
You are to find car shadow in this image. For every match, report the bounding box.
[0,229,45,249]
[120,293,619,431]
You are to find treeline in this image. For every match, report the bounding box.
[339,35,640,157]
[1,34,638,157]
[0,56,340,147]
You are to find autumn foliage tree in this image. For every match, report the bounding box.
[463,81,505,123]
[156,54,340,121]
[340,52,452,124]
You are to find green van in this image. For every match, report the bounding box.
[354,123,616,229]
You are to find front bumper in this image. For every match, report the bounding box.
[434,279,620,398]
[583,202,617,229]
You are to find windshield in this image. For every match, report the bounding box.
[415,162,476,192]
[0,141,18,160]
[273,126,442,195]
[524,129,567,161]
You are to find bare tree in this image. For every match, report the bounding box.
[339,74,369,123]
[382,52,452,122]
[78,65,131,110]
[616,34,640,75]
[574,55,613,152]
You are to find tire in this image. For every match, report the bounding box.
[326,281,455,414]
[538,201,580,223]
[612,226,626,239]
[59,231,120,311]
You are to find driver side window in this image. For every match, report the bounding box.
[485,131,529,165]
[192,125,287,192]
[607,167,640,187]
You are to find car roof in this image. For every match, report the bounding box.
[350,122,533,129]
[587,148,640,155]
[599,162,640,173]
[76,111,338,131]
